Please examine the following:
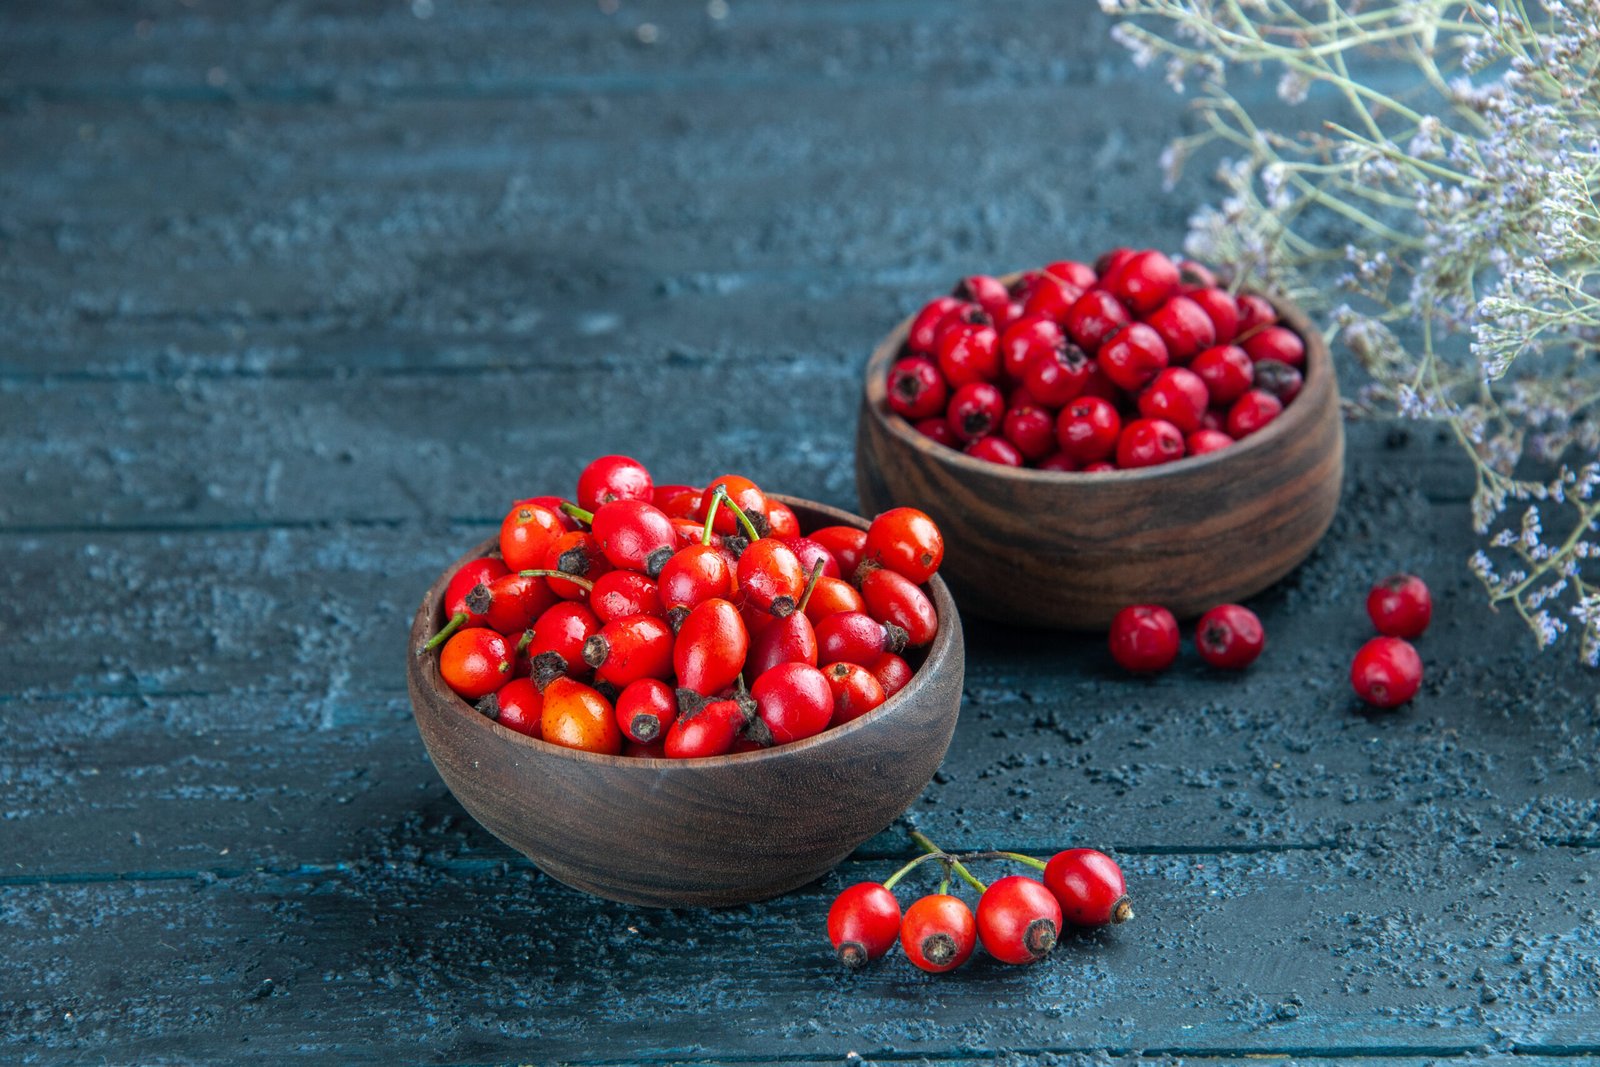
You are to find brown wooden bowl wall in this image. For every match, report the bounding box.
[407,496,965,908]
[856,289,1344,629]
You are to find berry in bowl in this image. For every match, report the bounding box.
[856,250,1343,628]
[407,456,964,907]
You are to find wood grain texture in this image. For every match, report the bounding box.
[406,498,964,907]
[858,293,1344,628]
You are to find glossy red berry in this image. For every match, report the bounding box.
[937,320,1001,386]
[1045,259,1098,289]
[479,676,542,738]
[1242,324,1305,367]
[803,576,866,626]
[663,698,747,758]
[589,569,664,624]
[864,507,944,584]
[826,662,887,725]
[526,600,602,684]
[1367,574,1432,639]
[858,568,938,646]
[499,503,566,573]
[908,296,967,355]
[748,611,819,676]
[752,662,834,743]
[1108,604,1180,672]
[766,501,800,539]
[479,572,559,636]
[915,417,959,447]
[576,455,653,513]
[673,598,749,699]
[1188,287,1240,343]
[1138,367,1209,434]
[737,538,807,616]
[947,382,1006,443]
[1253,358,1304,404]
[701,474,769,536]
[1044,849,1132,927]
[1056,395,1122,464]
[1195,604,1265,669]
[886,357,949,420]
[977,876,1062,965]
[1097,322,1169,393]
[810,526,868,578]
[1021,271,1085,322]
[1176,258,1220,289]
[1022,341,1094,408]
[615,677,677,743]
[442,556,510,625]
[868,652,914,698]
[1351,636,1423,708]
[1186,428,1235,456]
[828,882,903,968]
[540,676,622,754]
[1116,417,1185,470]
[817,610,907,666]
[1001,404,1057,461]
[965,436,1023,466]
[589,499,676,576]
[780,536,840,582]
[1064,289,1132,354]
[900,894,977,974]
[1226,389,1284,438]
[1103,249,1179,315]
[954,274,1011,320]
[658,544,732,615]
[999,316,1062,380]
[1145,295,1217,364]
[583,613,674,688]
[1095,246,1136,277]
[1190,344,1255,406]
[1235,293,1278,333]
[439,628,515,700]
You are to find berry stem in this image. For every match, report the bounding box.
[700,490,724,546]
[909,830,988,893]
[995,851,1048,872]
[515,568,595,592]
[881,850,946,891]
[515,629,534,654]
[714,487,763,542]
[796,558,826,614]
[559,502,595,525]
[418,610,468,655]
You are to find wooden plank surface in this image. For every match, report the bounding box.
[1,0,1596,1063]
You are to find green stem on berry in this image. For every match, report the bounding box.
[417,610,468,655]
[995,851,1048,872]
[796,558,826,614]
[516,568,595,593]
[715,487,763,542]
[937,864,951,898]
[700,490,723,547]
[881,850,947,891]
[559,502,595,525]
[909,829,989,893]
[515,629,535,654]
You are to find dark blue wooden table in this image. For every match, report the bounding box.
[3,3,1598,1064]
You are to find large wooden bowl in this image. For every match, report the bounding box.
[406,497,964,908]
[857,292,1343,629]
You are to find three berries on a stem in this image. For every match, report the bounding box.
[827,829,1130,974]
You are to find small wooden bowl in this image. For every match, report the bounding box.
[406,497,964,908]
[856,291,1343,629]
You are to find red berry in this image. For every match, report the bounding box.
[887,357,949,420]
[1243,324,1305,367]
[1021,272,1085,322]
[615,677,677,743]
[966,435,1023,466]
[1176,258,1220,290]
[499,503,566,573]
[1137,367,1209,434]
[737,537,807,616]
[1095,246,1136,277]
[1103,249,1180,315]
[868,651,914,698]
[1116,417,1185,469]
[1195,604,1265,669]
[673,598,749,698]
[999,316,1064,380]
[828,882,903,968]
[817,610,907,666]
[747,609,819,676]
[1022,341,1094,408]
[908,296,968,355]
[1056,395,1122,464]
[589,569,664,624]
[1003,404,1059,461]
[947,382,1006,443]
[1108,604,1179,672]
[804,576,867,626]
[663,698,746,758]
[1236,293,1278,332]
[658,544,732,613]
[542,530,612,600]
[1064,289,1132,354]
[1350,636,1423,709]
[859,568,939,646]
[1145,295,1217,364]
[781,536,841,581]
[1044,849,1131,927]
[1253,358,1304,404]
[1188,287,1241,343]
[915,417,958,447]
[576,455,653,513]
[1038,451,1078,472]
[1226,389,1284,438]
[589,499,677,576]
[864,506,945,583]
[479,572,559,636]
[1186,428,1234,456]
[1190,344,1255,406]
[1044,260,1098,289]
[977,876,1062,965]
[900,894,977,973]
[766,501,800,539]
[825,662,887,725]
[540,677,622,755]
[583,613,674,688]
[1097,322,1169,393]
[810,526,868,578]
[953,274,1011,320]
[937,321,1001,386]
[752,662,834,743]
[1367,574,1433,639]
[701,474,768,536]
[481,676,543,738]
[525,600,602,684]
[440,556,510,627]
[439,628,514,699]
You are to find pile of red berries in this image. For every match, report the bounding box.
[1353,573,1431,709]
[1109,602,1266,672]
[418,455,945,758]
[885,250,1305,470]
[828,830,1131,974]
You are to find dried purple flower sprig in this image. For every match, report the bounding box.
[1105,0,1600,664]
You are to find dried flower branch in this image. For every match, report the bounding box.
[1104,0,1600,663]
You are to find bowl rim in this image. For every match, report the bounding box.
[408,493,963,771]
[861,273,1334,484]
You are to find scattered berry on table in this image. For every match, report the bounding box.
[1350,636,1424,709]
[1366,573,1432,639]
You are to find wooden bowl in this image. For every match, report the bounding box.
[856,291,1343,629]
[406,496,965,908]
